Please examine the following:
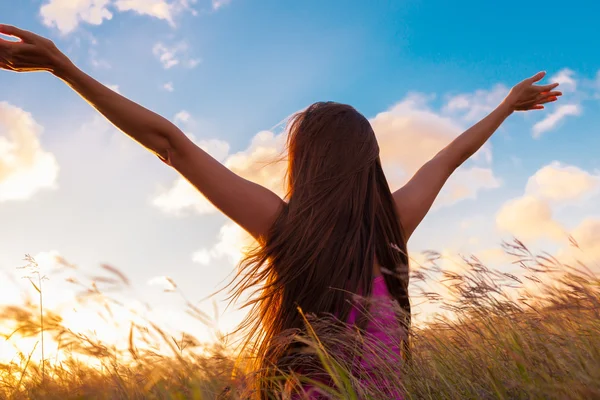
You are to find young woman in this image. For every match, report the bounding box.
[0,25,561,398]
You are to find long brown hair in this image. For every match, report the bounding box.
[228,102,410,396]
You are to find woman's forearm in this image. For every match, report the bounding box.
[438,101,513,171]
[53,59,176,159]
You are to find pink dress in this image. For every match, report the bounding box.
[299,275,405,399]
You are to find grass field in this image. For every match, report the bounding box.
[1,239,598,399]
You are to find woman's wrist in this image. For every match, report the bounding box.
[498,99,515,118]
[50,51,76,79]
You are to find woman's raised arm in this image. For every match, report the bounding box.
[0,24,284,240]
[393,72,561,240]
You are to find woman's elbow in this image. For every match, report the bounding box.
[153,125,186,167]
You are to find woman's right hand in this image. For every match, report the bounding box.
[0,24,71,74]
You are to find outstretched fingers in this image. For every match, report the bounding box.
[527,71,547,84]
[534,82,560,92]
[0,24,36,42]
[540,90,562,97]
[538,89,561,100]
[537,96,559,105]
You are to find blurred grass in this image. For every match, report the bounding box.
[0,239,598,399]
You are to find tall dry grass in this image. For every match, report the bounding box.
[0,239,598,399]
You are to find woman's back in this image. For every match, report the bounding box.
[298,274,405,399]
[348,274,402,356]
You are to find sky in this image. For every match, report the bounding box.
[1,0,600,360]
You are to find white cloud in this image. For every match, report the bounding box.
[163,82,175,92]
[191,249,211,265]
[153,42,182,69]
[532,104,581,138]
[0,102,59,202]
[472,247,516,267]
[114,0,175,23]
[496,162,600,247]
[41,0,113,34]
[192,222,253,266]
[152,42,200,69]
[147,275,177,291]
[212,0,231,10]
[550,68,577,92]
[443,84,509,122]
[571,218,600,257]
[496,195,565,242]
[525,161,600,203]
[459,216,485,231]
[89,48,112,69]
[185,59,202,68]
[40,0,196,34]
[408,248,470,280]
[174,110,192,124]
[557,218,600,271]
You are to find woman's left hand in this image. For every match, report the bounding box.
[503,71,562,112]
[0,24,70,73]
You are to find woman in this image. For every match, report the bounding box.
[0,25,561,398]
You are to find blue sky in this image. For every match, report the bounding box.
[1,0,599,357]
